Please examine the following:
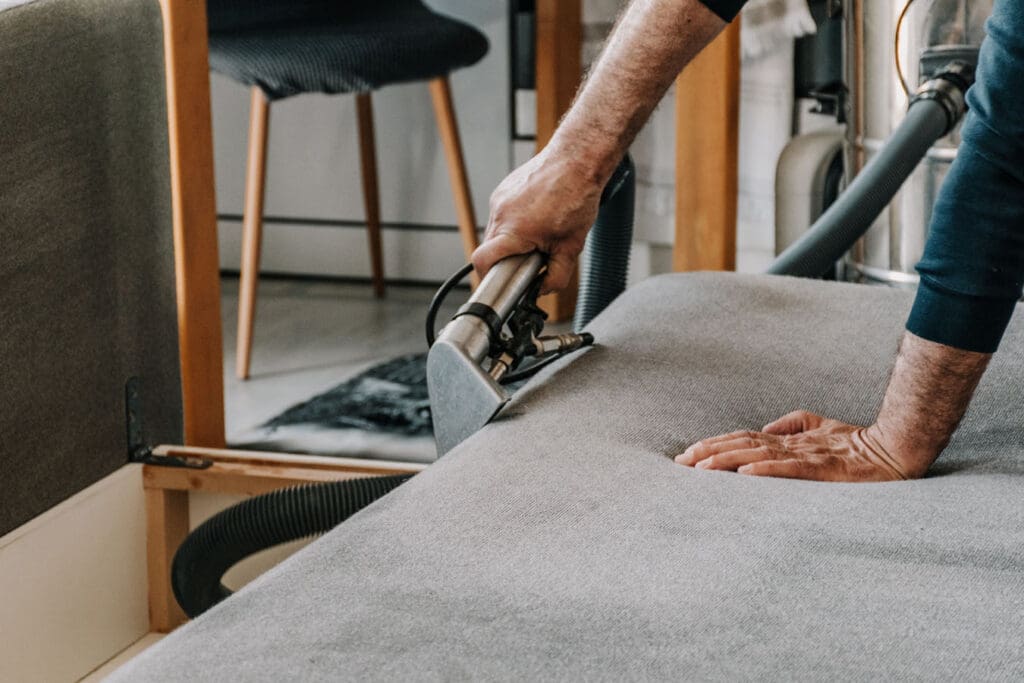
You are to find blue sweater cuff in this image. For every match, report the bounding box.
[698,0,745,22]
[906,278,1018,353]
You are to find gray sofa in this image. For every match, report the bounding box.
[115,273,1024,680]
[0,0,182,535]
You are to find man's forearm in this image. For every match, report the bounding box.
[547,0,726,185]
[868,332,991,477]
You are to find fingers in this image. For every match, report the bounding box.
[761,410,823,435]
[674,432,770,467]
[470,232,535,279]
[737,458,814,479]
[540,251,578,294]
[693,447,780,471]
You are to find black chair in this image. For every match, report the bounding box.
[207,0,489,379]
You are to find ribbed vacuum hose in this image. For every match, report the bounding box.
[172,474,412,618]
[573,155,636,330]
[768,96,952,278]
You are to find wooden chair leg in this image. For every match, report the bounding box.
[428,77,480,279]
[236,87,270,380]
[145,487,190,633]
[355,93,386,298]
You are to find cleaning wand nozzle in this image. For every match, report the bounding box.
[425,253,595,455]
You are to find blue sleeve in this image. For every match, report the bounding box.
[906,0,1024,353]
[698,0,745,22]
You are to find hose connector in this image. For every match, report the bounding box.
[911,60,975,136]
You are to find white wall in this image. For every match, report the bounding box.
[212,2,512,284]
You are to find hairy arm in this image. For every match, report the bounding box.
[472,0,726,292]
[869,333,991,477]
[677,332,991,481]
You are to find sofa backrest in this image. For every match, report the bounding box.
[0,0,183,535]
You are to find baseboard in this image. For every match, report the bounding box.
[0,466,149,682]
[217,218,476,282]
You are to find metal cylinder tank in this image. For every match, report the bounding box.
[843,0,992,285]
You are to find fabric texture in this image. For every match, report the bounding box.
[0,0,183,535]
[114,274,1024,681]
[206,0,489,100]
[908,0,1024,353]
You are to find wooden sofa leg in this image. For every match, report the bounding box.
[146,487,190,633]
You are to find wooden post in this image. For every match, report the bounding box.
[145,488,189,632]
[534,0,582,322]
[159,0,226,447]
[673,20,741,272]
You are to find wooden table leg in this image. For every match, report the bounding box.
[145,488,190,633]
[673,20,741,272]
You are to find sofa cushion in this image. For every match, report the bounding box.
[114,274,1024,680]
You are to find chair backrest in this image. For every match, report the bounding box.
[0,0,183,535]
[206,0,434,32]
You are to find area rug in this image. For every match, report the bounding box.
[231,354,439,463]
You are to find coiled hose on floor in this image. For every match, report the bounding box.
[172,474,412,618]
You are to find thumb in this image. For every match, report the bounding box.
[471,232,536,279]
[762,410,822,435]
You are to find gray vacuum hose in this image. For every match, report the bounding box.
[768,68,970,278]
[573,155,636,330]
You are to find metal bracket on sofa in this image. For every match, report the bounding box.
[125,377,211,470]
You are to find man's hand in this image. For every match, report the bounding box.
[471,151,602,294]
[674,333,992,483]
[675,411,911,482]
[470,0,725,293]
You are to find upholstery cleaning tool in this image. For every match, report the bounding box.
[426,156,635,455]
[425,254,593,455]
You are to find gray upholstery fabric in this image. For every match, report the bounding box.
[0,0,182,534]
[207,0,489,100]
[115,274,1024,681]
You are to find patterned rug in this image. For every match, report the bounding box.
[232,354,438,463]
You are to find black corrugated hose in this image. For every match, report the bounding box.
[172,474,412,618]
[573,154,636,331]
